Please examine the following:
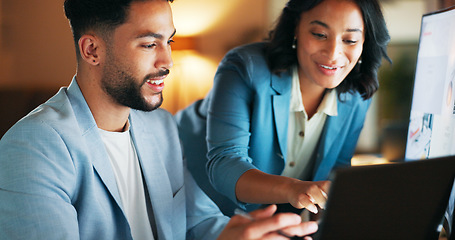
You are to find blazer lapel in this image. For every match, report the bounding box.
[86,130,125,208]
[129,113,174,240]
[66,79,124,213]
[313,96,353,179]
[271,71,292,160]
[321,98,353,157]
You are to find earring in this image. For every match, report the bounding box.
[292,37,297,49]
[358,58,362,64]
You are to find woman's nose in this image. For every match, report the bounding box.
[322,39,342,61]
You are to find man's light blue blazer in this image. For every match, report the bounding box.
[0,79,229,240]
[176,42,371,215]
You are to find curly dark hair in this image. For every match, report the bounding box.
[64,0,174,57]
[266,0,391,100]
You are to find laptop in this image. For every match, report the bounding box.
[311,156,455,240]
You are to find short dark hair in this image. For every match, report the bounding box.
[266,0,391,100]
[64,0,174,56]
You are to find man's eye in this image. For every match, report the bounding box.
[142,43,156,48]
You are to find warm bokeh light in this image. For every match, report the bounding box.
[165,1,249,113]
[170,0,242,36]
[351,154,391,166]
[161,50,218,114]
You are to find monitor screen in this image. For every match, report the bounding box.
[405,6,455,161]
[404,7,455,237]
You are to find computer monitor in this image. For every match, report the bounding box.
[405,6,455,160]
[404,6,455,238]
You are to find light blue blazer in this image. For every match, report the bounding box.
[0,79,228,240]
[176,42,371,215]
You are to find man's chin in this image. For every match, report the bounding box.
[141,94,163,112]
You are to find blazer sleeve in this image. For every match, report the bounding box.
[0,120,80,240]
[206,46,261,206]
[185,167,230,240]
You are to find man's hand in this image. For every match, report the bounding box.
[217,205,318,240]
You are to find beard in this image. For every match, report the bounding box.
[100,55,169,112]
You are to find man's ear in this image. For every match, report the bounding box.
[78,35,101,65]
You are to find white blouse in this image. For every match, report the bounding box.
[281,66,338,180]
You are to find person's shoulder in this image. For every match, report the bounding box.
[339,90,368,102]
[4,88,74,133]
[338,91,372,111]
[0,88,82,154]
[227,42,267,58]
[220,42,270,76]
[229,42,267,53]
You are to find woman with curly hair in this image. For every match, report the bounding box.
[176,0,391,217]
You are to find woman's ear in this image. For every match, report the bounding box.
[78,35,101,66]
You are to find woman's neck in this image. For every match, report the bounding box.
[298,77,326,119]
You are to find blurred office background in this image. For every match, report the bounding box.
[0,0,454,162]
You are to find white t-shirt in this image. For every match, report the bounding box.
[99,125,154,240]
[282,66,338,180]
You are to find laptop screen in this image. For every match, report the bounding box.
[405,6,455,160]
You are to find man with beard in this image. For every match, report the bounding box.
[0,0,317,239]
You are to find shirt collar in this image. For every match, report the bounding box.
[289,66,338,116]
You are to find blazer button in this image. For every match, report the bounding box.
[299,131,304,137]
[289,161,295,167]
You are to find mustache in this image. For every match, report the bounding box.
[144,69,170,81]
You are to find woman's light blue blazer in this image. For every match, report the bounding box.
[176,42,371,215]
